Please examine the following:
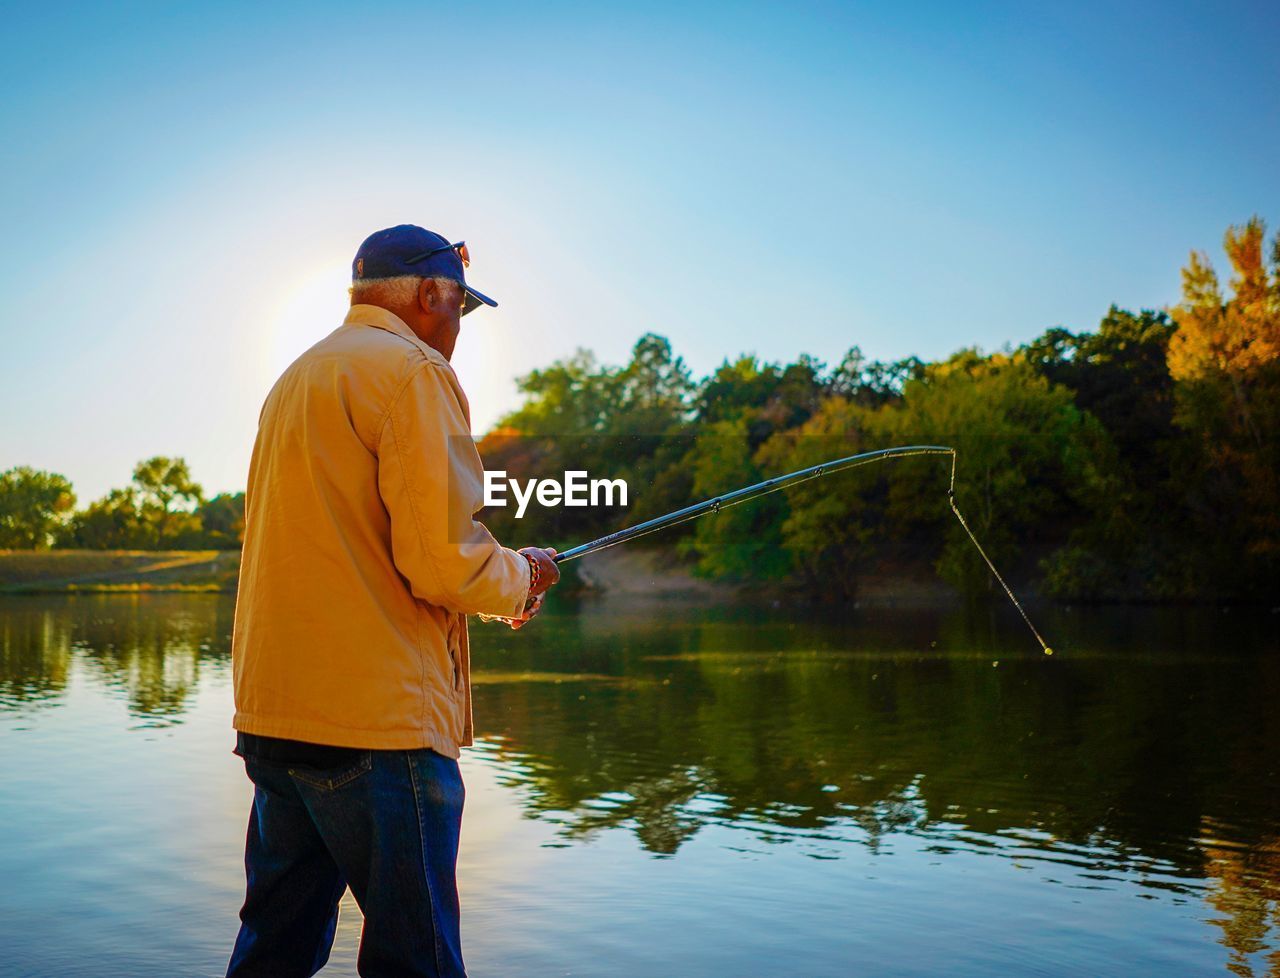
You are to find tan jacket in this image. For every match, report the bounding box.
[231,304,530,757]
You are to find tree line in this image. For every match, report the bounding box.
[479,217,1278,602]
[0,458,244,551]
[3,218,1276,600]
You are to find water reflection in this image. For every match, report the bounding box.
[1,593,1278,973]
[0,594,232,721]
[1203,829,1280,978]
[463,598,1280,973]
[0,602,72,711]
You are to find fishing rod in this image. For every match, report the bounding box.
[552,444,1052,655]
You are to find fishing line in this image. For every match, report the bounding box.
[942,452,1053,655]
[549,445,1052,654]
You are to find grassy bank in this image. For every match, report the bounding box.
[0,550,240,593]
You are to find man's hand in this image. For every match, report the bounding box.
[504,591,545,630]
[518,547,560,596]
[479,547,560,630]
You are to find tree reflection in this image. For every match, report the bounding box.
[470,600,1280,941]
[0,594,233,719]
[1202,828,1280,978]
[0,600,72,710]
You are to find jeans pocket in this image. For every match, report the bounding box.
[287,751,373,791]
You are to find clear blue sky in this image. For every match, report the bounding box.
[1,1,1276,502]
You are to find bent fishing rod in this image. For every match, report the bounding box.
[552,445,1052,655]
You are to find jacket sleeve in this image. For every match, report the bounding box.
[376,359,531,618]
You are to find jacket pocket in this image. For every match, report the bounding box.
[287,751,373,791]
[446,612,463,694]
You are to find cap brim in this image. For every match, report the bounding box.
[462,284,498,317]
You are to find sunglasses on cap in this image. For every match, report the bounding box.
[405,240,470,268]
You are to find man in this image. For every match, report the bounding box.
[226,225,559,978]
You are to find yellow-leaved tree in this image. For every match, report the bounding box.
[1167,217,1280,564]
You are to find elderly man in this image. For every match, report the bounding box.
[227,225,558,978]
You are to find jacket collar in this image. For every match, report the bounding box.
[343,304,448,366]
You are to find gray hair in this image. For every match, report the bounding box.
[350,275,462,307]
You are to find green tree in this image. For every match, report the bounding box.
[198,492,245,549]
[59,458,207,550]
[873,352,1104,597]
[610,333,694,435]
[695,353,829,447]
[1024,308,1186,599]
[132,457,205,548]
[499,349,616,435]
[695,355,782,427]
[756,399,879,599]
[684,418,789,581]
[1025,307,1177,480]
[829,346,925,407]
[490,337,695,554]
[58,487,146,549]
[0,467,76,549]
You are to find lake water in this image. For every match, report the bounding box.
[0,592,1277,977]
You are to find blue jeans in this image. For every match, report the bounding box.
[226,747,467,978]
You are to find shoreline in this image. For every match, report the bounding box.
[1,549,1274,608]
[0,549,240,594]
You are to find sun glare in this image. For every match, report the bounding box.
[264,259,353,383]
[255,258,520,435]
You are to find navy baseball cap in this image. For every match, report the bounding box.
[352,224,498,316]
